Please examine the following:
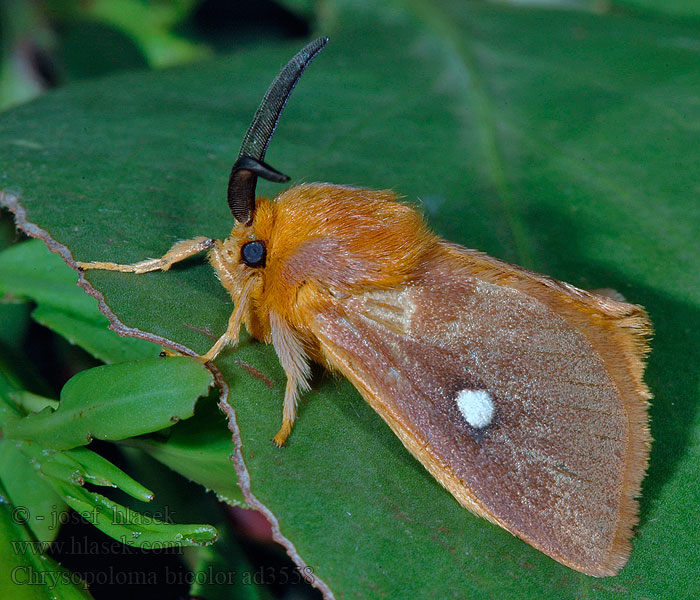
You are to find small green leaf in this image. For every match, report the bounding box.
[49,478,217,548]
[30,444,155,495]
[39,460,85,486]
[60,446,154,501]
[5,356,213,450]
[12,439,217,548]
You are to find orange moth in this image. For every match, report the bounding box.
[78,38,651,576]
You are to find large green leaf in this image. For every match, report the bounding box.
[1,0,699,598]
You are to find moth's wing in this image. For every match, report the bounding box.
[310,242,651,577]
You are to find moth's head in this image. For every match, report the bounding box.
[225,37,328,275]
[223,195,276,274]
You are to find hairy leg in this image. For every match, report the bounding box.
[269,312,311,446]
[77,237,216,273]
[198,275,256,363]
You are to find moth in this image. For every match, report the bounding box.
[78,38,652,577]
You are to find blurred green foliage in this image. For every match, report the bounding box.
[0,0,309,111]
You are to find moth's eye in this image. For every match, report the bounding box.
[241,240,266,268]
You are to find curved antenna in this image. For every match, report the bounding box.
[228,37,329,224]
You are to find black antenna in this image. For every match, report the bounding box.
[228,37,329,224]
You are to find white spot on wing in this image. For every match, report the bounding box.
[455,389,494,429]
